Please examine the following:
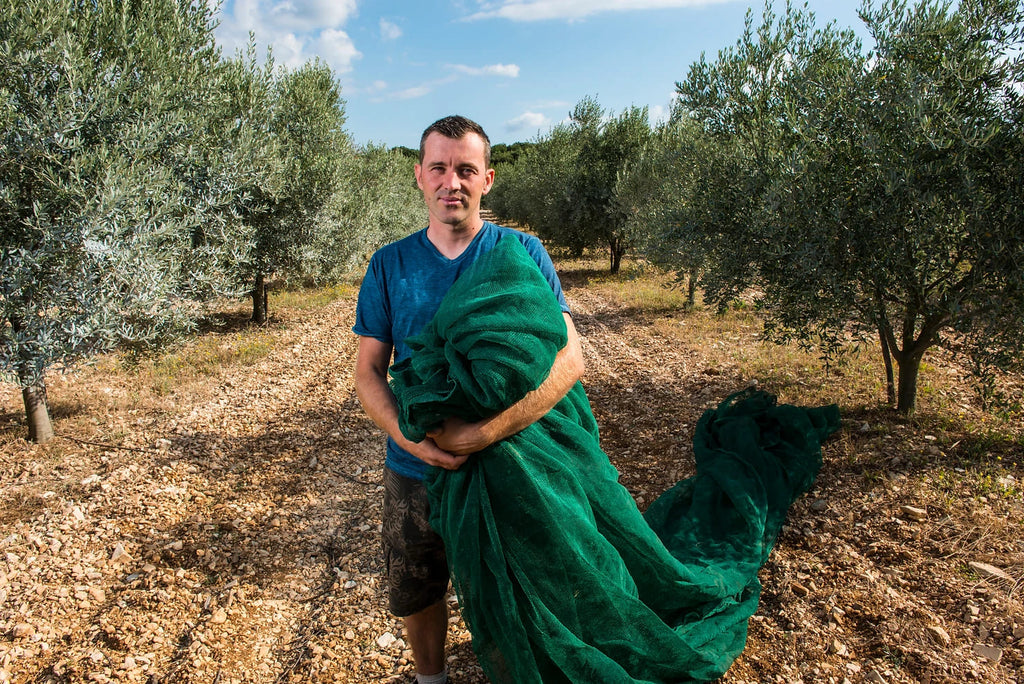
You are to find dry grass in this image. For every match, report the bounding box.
[576,255,1020,429]
[272,282,359,310]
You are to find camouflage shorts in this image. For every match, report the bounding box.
[381,467,449,617]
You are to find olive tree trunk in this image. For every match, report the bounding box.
[10,314,55,443]
[21,377,54,444]
[878,323,896,405]
[609,237,624,274]
[686,269,698,309]
[883,311,944,416]
[894,352,924,416]
[251,271,269,325]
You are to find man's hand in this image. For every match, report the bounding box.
[403,434,470,470]
[427,417,493,457]
[356,336,469,471]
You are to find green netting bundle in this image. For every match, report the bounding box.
[389,235,840,683]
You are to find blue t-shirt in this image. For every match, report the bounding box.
[353,222,570,480]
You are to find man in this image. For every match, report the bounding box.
[352,115,584,684]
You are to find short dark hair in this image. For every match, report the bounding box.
[419,115,491,168]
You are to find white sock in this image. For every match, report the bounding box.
[416,667,448,684]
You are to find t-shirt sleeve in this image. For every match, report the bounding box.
[521,236,571,314]
[352,252,393,344]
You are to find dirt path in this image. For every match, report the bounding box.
[1,297,436,683]
[1,279,1021,683]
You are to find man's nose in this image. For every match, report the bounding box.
[444,170,461,190]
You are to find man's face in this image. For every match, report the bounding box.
[415,132,494,232]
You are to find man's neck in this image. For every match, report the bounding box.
[426,218,485,260]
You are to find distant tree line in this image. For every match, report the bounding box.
[1,0,424,442]
[487,0,1024,416]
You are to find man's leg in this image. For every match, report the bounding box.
[404,599,447,678]
[382,467,451,682]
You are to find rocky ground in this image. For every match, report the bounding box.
[1,264,1022,683]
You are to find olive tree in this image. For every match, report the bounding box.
[784,0,1024,414]
[245,60,349,324]
[673,0,1024,414]
[303,143,425,284]
[486,144,542,231]
[569,101,653,273]
[1,0,254,441]
[616,114,736,307]
[674,2,860,303]
[486,124,579,249]
[487,97,653,272]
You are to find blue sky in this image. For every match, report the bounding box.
[212,0,870,149]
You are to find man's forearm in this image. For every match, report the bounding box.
[429,313,584,455]
[354,337,469,470]
[479,329,583,440]
[354,366,404,443]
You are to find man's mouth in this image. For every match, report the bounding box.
[441,195,463,207]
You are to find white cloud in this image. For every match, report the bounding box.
[372,73,468,101]
[268,0,357,32]
[215,0,263,55]
[314,28,362,73]
[394,85,434,100]
[272,32,307,69]
[214,0,360,75]
[467,0,732,22]
[649,104,669,124]
[450,63,521,78]
[379,18,402,40]
[366,62,519,104]
[345,79,388,97]
[506,111,550,132]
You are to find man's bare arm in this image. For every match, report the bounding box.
[428,312,585,456]
[354,336,469,471]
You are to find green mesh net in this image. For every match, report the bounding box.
[389,235,840,683]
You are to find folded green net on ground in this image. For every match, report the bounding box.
[389,235,840,683]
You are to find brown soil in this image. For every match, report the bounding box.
[1,270,1021,684]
